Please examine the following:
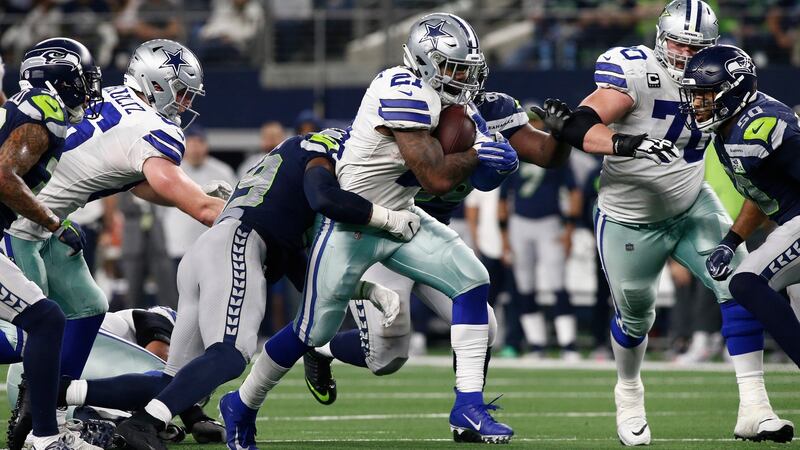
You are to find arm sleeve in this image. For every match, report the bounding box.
[303,164,373,224]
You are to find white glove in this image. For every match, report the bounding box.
[356,280,400,327]
[368,204,420,242]
[202,180,233,200]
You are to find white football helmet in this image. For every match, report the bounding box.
[655,0,719,81]
[124,39,205,128]
[402,13,486,105]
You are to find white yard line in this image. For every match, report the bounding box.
[264,390,800,400]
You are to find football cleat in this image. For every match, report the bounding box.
[734,405,794,443]
[67,419,117,449]
[190,418,226,444]
[32,430,103,450]
[219,391,258,450]
[8,375,32,450]
[615,380,650,446]
[157,423,186,444]
[449,395,513,444]
[110,413,166,450]
[303,350,337,405]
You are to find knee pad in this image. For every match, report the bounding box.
[450,244,490,289]
[366,334,409,376]
[728,272,761,307]
[720,299,764,356]
[487,305,498,347]
[206,342,247,379]
[372,356,408,376]
[610,316,645,348]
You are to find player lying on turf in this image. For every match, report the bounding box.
[0,37,104,450]
[55,128,412,450]
[4,38,232,450]
[1,306,225,448]
[219,13,521,448]
[681,45,800,370]
[301,87,571,405]
[533,0,793,445]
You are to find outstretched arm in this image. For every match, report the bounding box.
[577,88,634,154]
[393,128,478,196]
[510,123,571,168]
[139,157,224,226]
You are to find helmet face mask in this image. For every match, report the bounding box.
[402,13,486,105]
[654,0,719,81]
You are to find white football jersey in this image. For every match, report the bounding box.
[9,85,185,240]
[594,45,711,223]
[337,66,492,210]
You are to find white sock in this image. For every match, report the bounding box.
[315,343,333,359]
[520,312,546,347]
[56,407,67,428]
[144,399,173,426]
[451,324,489,393]
[731,351,770,408]
[611,334,648,381]
[239,351,290,410]
[65,380,88,406]
[554,315,577,347]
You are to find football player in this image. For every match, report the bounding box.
[534,0,793,445]
[219,13,523,448]
[682,45,800,370]
[56,128,413,450]
[302,89,571,404]
[4,39,231,450]
[0,38,103,450]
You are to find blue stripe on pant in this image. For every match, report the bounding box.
[296,217,335,344]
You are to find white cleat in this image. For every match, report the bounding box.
[615,380,650,446]
[31,430,103,450]
[734,405,794,443]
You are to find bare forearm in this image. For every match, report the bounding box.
[0,173,58,231]
[730,199,768,241]
[513,126,571,168]
[395,129,477,196]
[582,124,616,155]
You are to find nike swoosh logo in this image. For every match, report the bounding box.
[603,55,612,61]
[398,90,413,96]
[463,414,481,431]
[758,418,775,425]
[752,122,764,134]
[306,378,330,402]
[632,424,648,436]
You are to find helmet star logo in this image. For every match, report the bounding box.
[160,49,189,76]
[418,20,453,50]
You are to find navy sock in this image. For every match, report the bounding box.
[0,323,24,364]
[13,299,65,437]
[60,314,104,378]
[157,343,246,416]
[452,284,489,325]
[266,324,312,368]
[329,329,367,367]
[729,273,800,367]
[86,372,172,410]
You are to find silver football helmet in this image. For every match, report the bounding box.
[124,39,205,128]
[655,0,719,81]
[402,13,486,105]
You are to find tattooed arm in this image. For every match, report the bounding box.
[392,128,478,196]
[0,123,60,231]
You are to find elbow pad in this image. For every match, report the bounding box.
[560,106,603,150]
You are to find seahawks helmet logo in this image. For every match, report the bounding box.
[725,55,754,78]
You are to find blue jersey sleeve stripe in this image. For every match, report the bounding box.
[143,135,182,164]
[594,73,628,89]
[378,109,431,125]
[149,129,185,156]
[595,62,625,75]
[380,99,429,111]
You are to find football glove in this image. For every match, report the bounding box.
[476,141,519,174]
[356,280,400,327]
[611,133,680,164]
[53,219,86,256]
[706,244,735,281]
[202,180,233,201]
[368,205,420,242]
[530,98,572,138]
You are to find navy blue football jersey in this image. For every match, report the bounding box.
[414,91,527,224]
[501,162,576,219]
[711,92,800,225]
[0,88,69,230]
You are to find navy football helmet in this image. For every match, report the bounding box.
[679,45,757,131]
[20,38,102,123]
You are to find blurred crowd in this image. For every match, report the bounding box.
[3,0,800,69]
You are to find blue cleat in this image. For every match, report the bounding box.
[219,391,258,450]
[449,393,513,444]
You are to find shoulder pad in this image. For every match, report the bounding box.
[142,126,186,165]
[478,92,528,138]
[594,47,649,92]
[372,67,436,130]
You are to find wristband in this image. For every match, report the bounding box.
[720,230,744,250]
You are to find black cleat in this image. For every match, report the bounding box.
[189,419,225,444]
[8,375,32,450]
[66,418,117,449]
[303,350,337,405]
[110,413,166,450]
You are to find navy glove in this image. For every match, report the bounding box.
[53,219,86,256]
[476,140,519,174]
[705,231,744,281]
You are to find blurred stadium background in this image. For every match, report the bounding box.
[2,0,800,368]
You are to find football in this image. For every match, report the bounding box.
[433,105,476,155]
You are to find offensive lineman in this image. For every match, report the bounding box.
[0,38,103,450]
[534,0,793,445]
[220,13,520,447]
[681,45,800,369]
[5,39,229,450]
